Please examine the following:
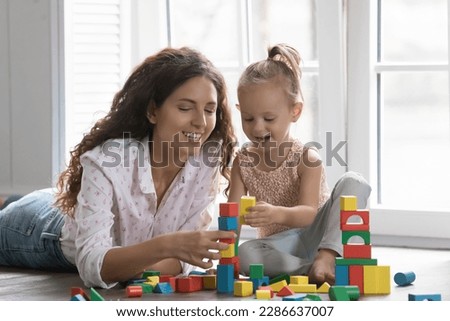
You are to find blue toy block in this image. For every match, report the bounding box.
[250,276,270,292]
[335,264,349,285]
[218,217,238,231]
[70,294,87,301]
[282,294,307,301]
[408,293,441,301]
[189,270,207,276]
[394,271,416,286]
[217,264,234,293]
[154,282,174,294]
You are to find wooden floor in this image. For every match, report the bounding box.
[0,246,449,301]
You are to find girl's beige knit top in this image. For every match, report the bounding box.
[237,140,330,238]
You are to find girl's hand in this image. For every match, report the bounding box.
[171,230,236,269]
[245,201,281,227]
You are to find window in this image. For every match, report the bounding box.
[348,0,450,247]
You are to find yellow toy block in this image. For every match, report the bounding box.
[145,276,160,287]
[317,282,331,293]
[203,275,217,290]
[289,284,317,293]
[256,289,272,300]
[290,275,309,284]
[363,265,391,294]
[240,196,256,225]
[220,243,236,258]
[340,195,357,211]
[270,280,288,292]
[234,280,253,297]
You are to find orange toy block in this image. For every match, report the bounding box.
[277,286,295,297]
[126,285,143,298]
[343,244,372,259]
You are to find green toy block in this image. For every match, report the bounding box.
[269,273,290,285]
[303,294,322,301]
[342,230,370,245]
[249,264,264,279]
[135,283,154,293]
[90,287,105,301]
[335,257,378,266]
[329,286,360,301]
[142,270,160,278]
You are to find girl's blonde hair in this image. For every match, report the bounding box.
[238,43,303,104]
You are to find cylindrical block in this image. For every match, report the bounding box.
[394,271,416,286]
[126,285,143,297]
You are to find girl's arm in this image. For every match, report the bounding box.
[100,230,235,283]
[227,156,247,237]
[245,148,323,228]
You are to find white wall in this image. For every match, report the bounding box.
[0,0,63,195]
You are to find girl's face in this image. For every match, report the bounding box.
[237,79,301,150]
[148,76,218,161]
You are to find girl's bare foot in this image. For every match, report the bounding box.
[308,249,338,285]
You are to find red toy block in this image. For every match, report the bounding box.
[176,277,202,293]
[219,202,239,217]
[340,210,370,231]
[220,256,240,278]
[159,275,176,291]
[343,244,372,259]
[219,238,235,244]
[277,286,295,297]
[71,287,89,300]
[126,285,143,297]
[349,265,364,294]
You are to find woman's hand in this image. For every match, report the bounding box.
[170,230,236,269]
[244,201,281,227]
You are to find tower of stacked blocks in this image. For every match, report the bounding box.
[216,196,256,295]
[336,195,390,295]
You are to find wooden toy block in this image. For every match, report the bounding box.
[340,210,370,228]
[251,277,270,292]
[71,287,89,301]
[269,273,290,285]
[189,270,207,276]
[336,257,377,266]
[270,280,288,292]
[135,283,154,293]
[176,277,202,293]
[408,293,441,301]
[142,270,160,278]
[90,287,105,301]
[234,280,253,297]
[220,256,240,278]
[234,240,239,257]
[191,275,204,290]
[126,285,143,298]
[303,294,322,301]
[317,282,331,293]
[240,196,256,224]
[349,265,364,294]
[146,275,160,287]
[289,284,317,293]
[217,264,234,294]
[256,289,272,300]
[203,275,217,290]
[220,242,236,258]
[70,294,87,301]
[219,237,235,244]
[258,285,274,298]
[290,275,309,284]
[154,282,173,294]
[282,294,306,301]
[343,244,372,259]
[394,271,416,286]
[342,230,371,245]
[159,275,176,291]
[363,265,391,294]
[335,264,349,285]
[329,285,360,301]
[340,195,357,211]
[218,216,238,231]
[219,202,239,217]
[126,278,147,285]
[277,286,295,297]
[249,264,264,279]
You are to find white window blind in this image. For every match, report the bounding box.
[64,0,129,158]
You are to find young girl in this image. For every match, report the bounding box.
[228,44,371,285]
[0,47,237,288]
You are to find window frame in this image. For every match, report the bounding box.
[347,0,450,248]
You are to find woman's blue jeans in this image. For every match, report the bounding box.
[0,189,76,271]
